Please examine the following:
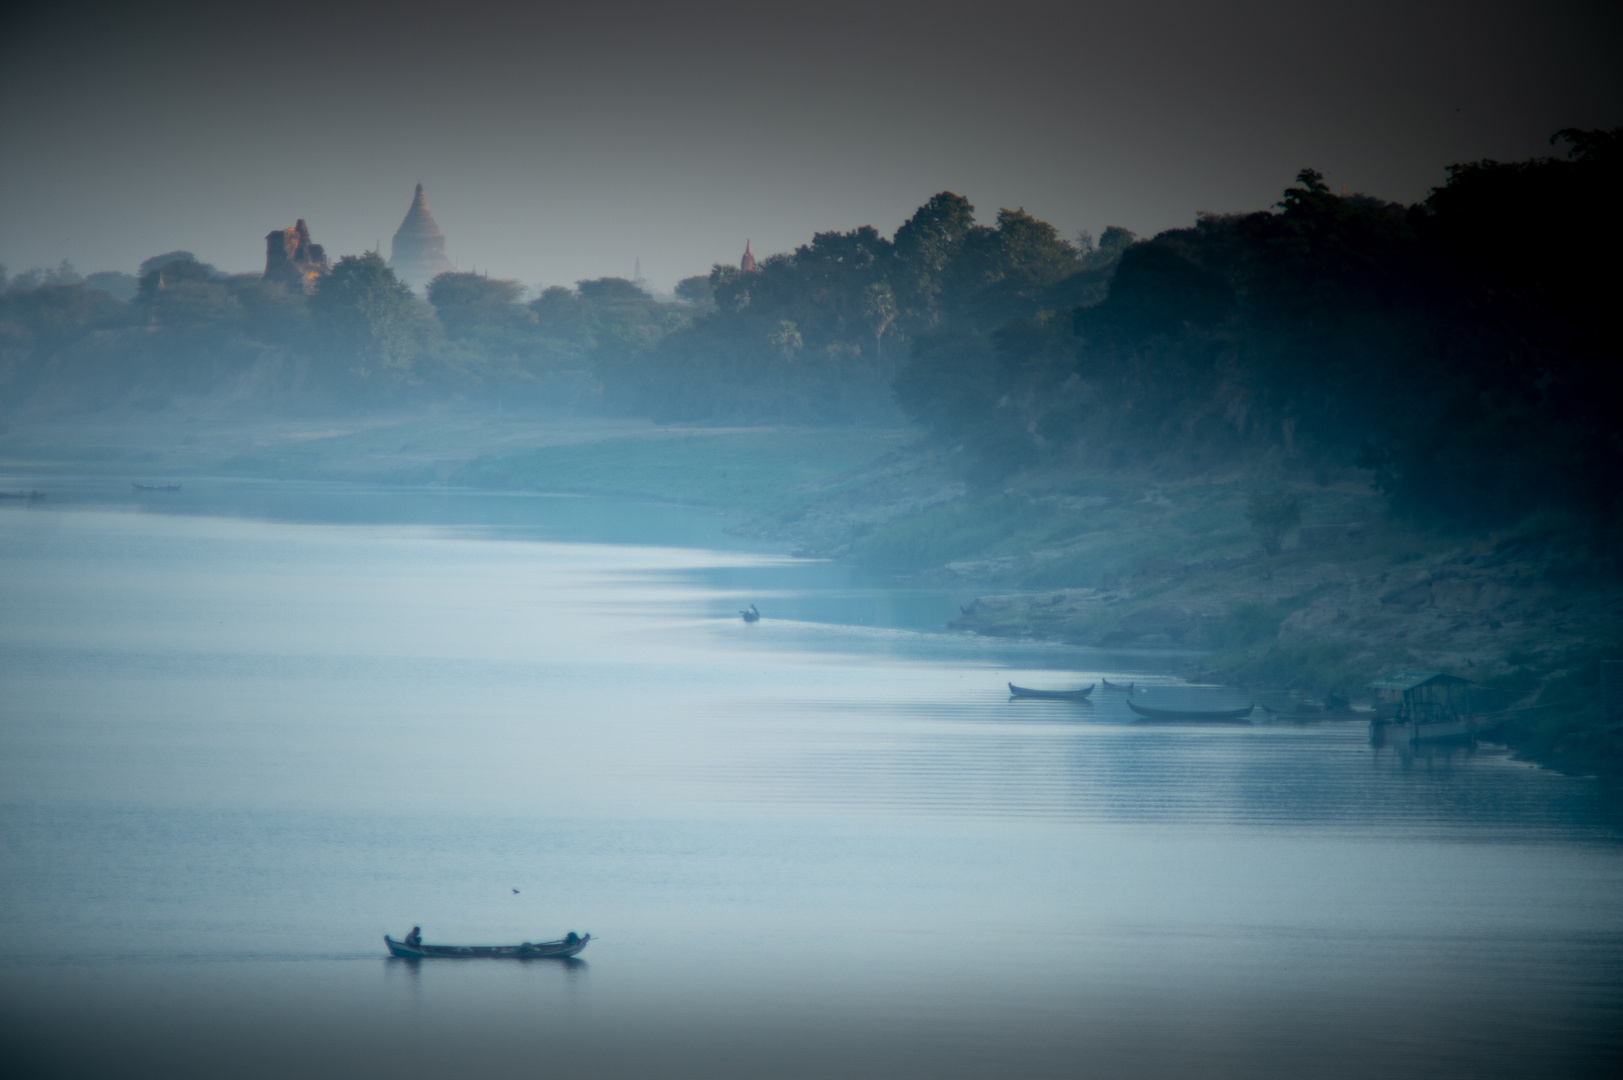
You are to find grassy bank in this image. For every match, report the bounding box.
[451,427,912,512]
[0,414,913,516]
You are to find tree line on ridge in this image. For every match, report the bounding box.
[1,128,1616,532]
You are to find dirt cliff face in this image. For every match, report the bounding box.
[740,445,1621,753]
[263,219,329,292]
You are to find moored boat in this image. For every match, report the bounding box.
[1008,682,1094,700]
[1101,679,1134,692]
[1127,700,1254,722]
[385,931,589,959]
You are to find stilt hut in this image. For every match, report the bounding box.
[1370,671,1474,720]
[1369,671,1476,743]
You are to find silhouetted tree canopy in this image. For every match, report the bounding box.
[599,194,1105,422]
[892,128,1623,533]
[2,130,1615,532]
[428,273,529,338]
[310,253,423,380]
[674,275,714,307]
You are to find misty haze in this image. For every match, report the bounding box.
[2,2,1621,1078]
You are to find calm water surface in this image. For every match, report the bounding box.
[1,481,1620,1078]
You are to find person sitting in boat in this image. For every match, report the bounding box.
[564,931,580,946]
[405,926,422,948]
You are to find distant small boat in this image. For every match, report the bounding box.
[1009,682,1094,700]
[132,483,181,491]
[740,604,760,623]
[384,931,589,959]
[1127,700,1254,722]
[0,490,44,500]
[1102,679,1134,692]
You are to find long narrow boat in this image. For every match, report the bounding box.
[132,483,181,491]
[1101,679,1134,692]
[1127,700,1254,722]
[1008,682,1094,700]
[384,932,590,959]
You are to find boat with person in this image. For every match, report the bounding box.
[1008,682,1094,700]
[1127,700,1255,722]
[384,930,589,959]
[740,604,760,622]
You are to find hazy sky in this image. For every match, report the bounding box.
[3,0,1618,292]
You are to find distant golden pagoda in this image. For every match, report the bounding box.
[741,240,756,273]
[390,183,455,289]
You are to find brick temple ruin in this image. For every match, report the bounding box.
[263,219,329,292]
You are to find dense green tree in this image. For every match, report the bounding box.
[309,252,424,380]
[83,271,139,302]
[941,208,1081,325]
[891,191,977,327]
[892,330,998,438]
[136,257,240,332]
[428,273,530,338]
[893,129,1623,534]
[620,195,1102,422]
[5,259,85,292]
[0,281,128,399]
[529,285,592,344]
[674,275,714,307]
[138,251,217,278]
[1090,226,1137,268]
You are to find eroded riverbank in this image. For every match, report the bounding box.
[4,416,1618,776]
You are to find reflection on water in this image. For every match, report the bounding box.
[1,483,1621,1079]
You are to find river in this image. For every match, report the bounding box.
[1,479,1620,1078]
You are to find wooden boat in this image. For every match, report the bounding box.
[0,490,44,500]
[740,604,760,622]
[1127,700,1254,722]
[1101,679,1134,692]
[384,931,590,959]
[132,483,181,491]
[1008,682,1094,700]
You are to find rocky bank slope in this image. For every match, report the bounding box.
[744,441,1623,775]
